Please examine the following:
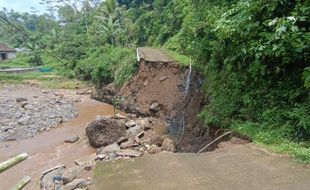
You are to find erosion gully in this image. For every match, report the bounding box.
[0,95,114,190]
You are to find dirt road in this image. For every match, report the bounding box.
[137,47,175,63]
[94,144,310,190]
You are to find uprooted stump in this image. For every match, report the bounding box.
[86,116,126,148]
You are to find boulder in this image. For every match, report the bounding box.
[162,138,177,152]
[65,178,92,190]
[96,143,120,155]
[86,116,126,148]
[61,166,83,184]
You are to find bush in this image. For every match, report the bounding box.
[74,46,137,87]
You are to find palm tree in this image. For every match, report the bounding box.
[96,0,123,45]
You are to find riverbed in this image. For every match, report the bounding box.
[0,85,115,189]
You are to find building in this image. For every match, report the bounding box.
[0,43,17,61]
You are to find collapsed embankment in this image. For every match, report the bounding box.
[92,48,244,153]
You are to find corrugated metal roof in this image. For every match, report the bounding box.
[0,43,16,52]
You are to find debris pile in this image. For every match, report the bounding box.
[86,115,177,161]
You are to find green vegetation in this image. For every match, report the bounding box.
[0,53,31,68]
[0,0,309,163]
[0,72,87,89]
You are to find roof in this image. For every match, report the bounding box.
[0,43,16,52]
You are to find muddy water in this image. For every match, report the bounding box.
[0,97,115,190]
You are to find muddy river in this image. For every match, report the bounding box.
[0,92,115,190]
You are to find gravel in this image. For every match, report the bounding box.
[0,97,78,141]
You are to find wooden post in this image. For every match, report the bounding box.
[0,153,28,173]
[10,176,31,190]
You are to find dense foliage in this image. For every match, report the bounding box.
[0,0,309,162]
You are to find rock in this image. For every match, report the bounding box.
[71,98,81,103]
[41,166,65,190]
[136,131,144,138]
[65,178,92,190]
[64,136,80,143]
[162,138,177,152]
[76,89,88,95]
[149,102,160,112]
[125,120,136,128]
[96,154,106,160]
[53,92,64,97]
[17,116,31,125]
[74,153,97,167]
[117,136,128,144]
[150,134,164,146]
[159,76,168,82]
[127,125,143,137]
[193,126,202,137]
[120,140,138,149]
[55,116,63,123]
[16,97,27,102]
[20,102,28,108]
[116,149,142,157]
[24,104,34,110]
[86,116,126,148]
[97,143,120,155]
[61,166,83,184]
[114,114,126,119]
[148,145,162,154]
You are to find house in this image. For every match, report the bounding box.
[0,43,17,61]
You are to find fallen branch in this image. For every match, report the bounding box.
[197,131,233,154]
[10,176,31,190]
[41,164,65,176]
[0,153,28,173]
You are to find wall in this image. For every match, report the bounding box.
[7,52,16,59]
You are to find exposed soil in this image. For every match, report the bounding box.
[93,48,222,153]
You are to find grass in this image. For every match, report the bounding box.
[161,48,191,66]
[0,53,32,69]
[0,71,90,89]
[232,122,310,164]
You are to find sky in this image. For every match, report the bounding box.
[0,0,47,14]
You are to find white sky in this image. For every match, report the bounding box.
[0,0,46,14]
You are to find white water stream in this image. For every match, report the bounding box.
[185,57,192,94]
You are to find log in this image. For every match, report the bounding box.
[197,131,233,154]
[10,176,31,190]
[0,153,28,173]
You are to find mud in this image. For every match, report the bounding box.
[0,87,115,190]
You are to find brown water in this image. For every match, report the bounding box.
[0,97,115,190]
